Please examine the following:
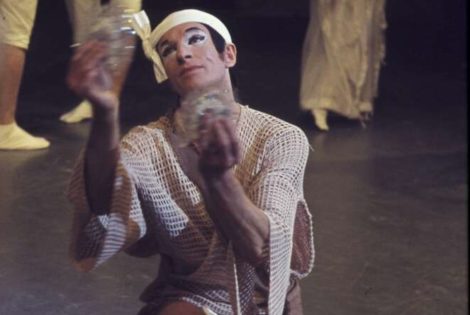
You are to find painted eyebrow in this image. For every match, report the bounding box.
[157,26,206,51]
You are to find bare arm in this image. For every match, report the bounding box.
[66,41,122,215]
[197,116,269,266]
[203,170,269,266]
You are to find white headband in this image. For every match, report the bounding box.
[131,9,232,83]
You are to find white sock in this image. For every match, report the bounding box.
[60,100,93,123]
[0,123,50,150]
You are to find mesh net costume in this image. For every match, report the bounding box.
[68,105,314,314]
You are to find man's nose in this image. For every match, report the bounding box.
[176,45,192,65]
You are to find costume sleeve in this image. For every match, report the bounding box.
[66,130,152,272]
[247,125,314,314]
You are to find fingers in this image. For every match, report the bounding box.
[197,110,214,150]
[220,118,240,163]
[66,40,111,98]
[213,119,232,168]
[80,43,107,74]
[72,40,107,65]
[197,113,240,172]
[70,44,98,84]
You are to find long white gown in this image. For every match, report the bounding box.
[300,0,387,122]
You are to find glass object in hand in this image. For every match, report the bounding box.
[178,89,232,146]
[85,4,136,73]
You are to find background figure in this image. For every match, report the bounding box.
[0,0,49,150]
[60,0,141,123]
[0,0,141,151]
[300,0,386,131]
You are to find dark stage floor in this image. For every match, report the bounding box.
[0,2,467,315]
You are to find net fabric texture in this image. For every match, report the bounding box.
[67,105,314,314]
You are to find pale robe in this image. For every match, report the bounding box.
[300,0,387,118]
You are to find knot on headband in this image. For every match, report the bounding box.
[131,11,166,82]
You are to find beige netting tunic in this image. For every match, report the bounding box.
[67,105,314,315]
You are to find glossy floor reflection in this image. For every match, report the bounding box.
[0,3,467,315]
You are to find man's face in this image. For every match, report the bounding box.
[156,22,235,95]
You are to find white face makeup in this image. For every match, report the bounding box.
[158,27,208,59]
[154,22,236,97]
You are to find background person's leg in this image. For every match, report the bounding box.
[0,44,25,125]
[59,0,100,124]
[0,0,49,150]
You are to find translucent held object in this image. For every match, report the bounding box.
[178,89,232,146]
[85,4,136,73]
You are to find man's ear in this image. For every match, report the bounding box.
[223,43,237,68]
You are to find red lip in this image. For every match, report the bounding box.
[180,66,204,77]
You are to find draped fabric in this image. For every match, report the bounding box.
[67,105,314,314]
[300,0,387,119]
